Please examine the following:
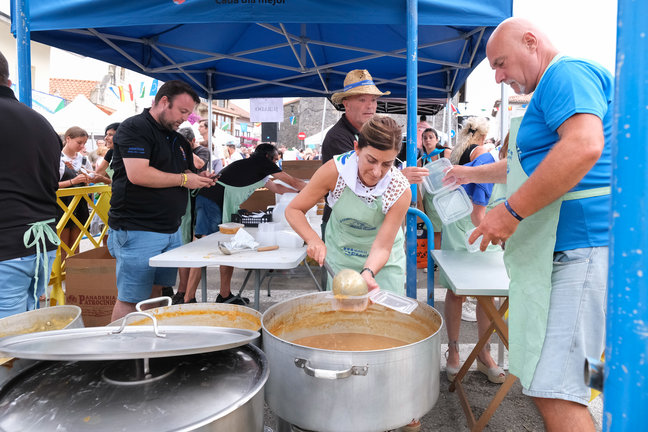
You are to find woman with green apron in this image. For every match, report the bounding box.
[420,127,450,250]
[442,144,508,384]
[286,115,411,295]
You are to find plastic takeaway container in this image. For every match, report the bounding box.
[422,158,454,194]
[432,187,473,225]
[464,227,484,253]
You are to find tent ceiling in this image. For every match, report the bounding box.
[14,0,512,101]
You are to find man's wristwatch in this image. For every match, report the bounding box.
[360,267,375,278]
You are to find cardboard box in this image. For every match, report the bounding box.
[240,188,276,212]
[65,247,117,327]
[281,160,322,180]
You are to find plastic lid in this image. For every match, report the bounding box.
[369,290,418,314]
[422,158,453,194]
[432,187,473,225]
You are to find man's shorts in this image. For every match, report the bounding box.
[0,250,56,319]
[194,195,223,237]
[523,246,608,405]
[107,228,181,304]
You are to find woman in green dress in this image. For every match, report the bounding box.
[286,115,411,294]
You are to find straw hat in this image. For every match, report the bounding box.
[331,69,391,104]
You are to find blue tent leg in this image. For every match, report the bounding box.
[14,0,32,106]
[407,208,435,307]
[604,0,648,429]
[405,0,418,300]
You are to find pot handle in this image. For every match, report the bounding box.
[135,296,173,312]
[111,312,166,338]
[294,358,368,379]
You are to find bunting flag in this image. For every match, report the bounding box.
[289,116,297,125]
[240,123,248,133]
[139,82,146,98]
[221,122,230,131]
[118,86,125,102]
[109,86,120,100]
[128,84,134,101]
[254,122,262,128]
[31,89,66,113]
[149,79,159,96]
[450,103,460,115]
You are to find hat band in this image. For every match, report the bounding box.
[343,79,376,92]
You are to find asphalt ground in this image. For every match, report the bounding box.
[180,264,603,432]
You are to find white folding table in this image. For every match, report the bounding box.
[431,250,516,432]
[149,227,315,310]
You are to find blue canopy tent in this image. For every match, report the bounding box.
[11,0,512,301]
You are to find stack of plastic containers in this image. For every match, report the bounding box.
[421,158,473,225]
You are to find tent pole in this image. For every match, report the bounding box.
[405,0,418,299]
[604,0,648,429]
[14,0,32,106]
[446,98,452,147]
[207,70,214,172]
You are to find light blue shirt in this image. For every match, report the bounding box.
[516,56,613,251]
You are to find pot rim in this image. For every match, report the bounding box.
[261,291,444,353]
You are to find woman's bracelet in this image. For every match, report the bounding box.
[180,173,188,187]
[504,200,524,221]
[69,180,73,187]
[360,267,375,278]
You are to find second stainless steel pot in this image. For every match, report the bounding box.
[262,292,443,432]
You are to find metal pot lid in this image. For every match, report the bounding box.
[0,345,269,432]
[0,311,259,361]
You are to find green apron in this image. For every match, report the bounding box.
[422,191,443,233]
[218,179,267,224]
[503,116,610,388]
[325,187,406,295]
[179,190,193,244]
[437,183,505,287]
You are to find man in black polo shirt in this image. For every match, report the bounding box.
[108,80,216,321]
[0,50,61,318]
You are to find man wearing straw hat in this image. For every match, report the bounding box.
[322,70,427,223]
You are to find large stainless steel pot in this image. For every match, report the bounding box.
[0,305,83,387]
[108,301,262,331]
[262,292,443,432]
[0,344,268,432]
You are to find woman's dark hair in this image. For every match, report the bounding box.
[105,122,120,134]
[64,126,88,141]
[422,127,438,140]
[358,115,402,153]
[253,143,279,160]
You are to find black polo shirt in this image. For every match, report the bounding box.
[321,114,359,163]
[109,109,195,233]
[0,86,61,261]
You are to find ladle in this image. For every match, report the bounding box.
[323,260,418,314]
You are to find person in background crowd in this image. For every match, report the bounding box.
[416,114,432,150]
[0,50,61,317]
[450,116,490,166]
[448,18,612,431]
[107,80,216,321]
[226,142,243,164]
[198,119,225,174]
[95,122,120,179]
[58,126,111,260]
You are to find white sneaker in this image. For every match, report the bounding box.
[461,299,477,322]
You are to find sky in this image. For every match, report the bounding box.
[1,0,618,113]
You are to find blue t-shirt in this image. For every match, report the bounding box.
[462,151,497,206]
[516,56,613,251]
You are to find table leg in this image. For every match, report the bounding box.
[201,267,207,302]
[450,295,515,432]
[254,269,261,311]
